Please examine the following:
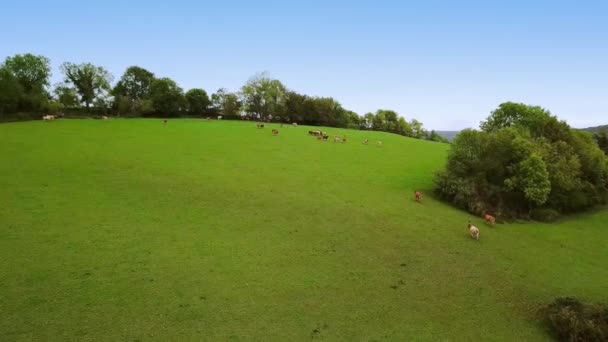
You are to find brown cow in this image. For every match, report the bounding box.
[484,214,496,225]
[414,191,423,202]
[272,129,279,135]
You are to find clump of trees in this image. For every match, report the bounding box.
[0,53,446,143]
[435,102,608,220]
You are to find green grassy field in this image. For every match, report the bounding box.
[1,119,606,341]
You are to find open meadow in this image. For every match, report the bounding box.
[1,119,607,341]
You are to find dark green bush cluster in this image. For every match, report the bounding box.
[541,297,608,341]
[435,102,608,220]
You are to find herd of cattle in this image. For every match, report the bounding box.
[42,115,496,240]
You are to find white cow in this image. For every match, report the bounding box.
[468,223,480,240]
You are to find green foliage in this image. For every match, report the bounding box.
[1,53,51,112]
[480,102,550,133]
[148,77,185,115]
[61,62,113,108]
[2,53,51,93]
[112,66,155,101]
[53,84,79,107]
[240,72,287,120]
[426,130,449,143]
[185,88,211,115]
[0,66,24,115]
[211,88,241,118]
[593,130,608,155]
[436,103,608,219]
[541,297,608,342]
[513,154,551,206]
[43,101,65,114]
[0,54,435,136]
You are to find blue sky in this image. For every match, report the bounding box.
[2,0,607,130]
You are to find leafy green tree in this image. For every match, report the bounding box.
[480,102,550,133]
[112,66,155,101]
[506,154,551,207]
[149,77,185,115]
[397,117,413,137]
[362,113,374,129]
[3,53,50,93]
[185,88,211,115]
[410,119,426,138]
[53,85,78,107]
[2,53,51,111]
[436,102,608,220]
[240,72,287,120]
[371,110,386,131]
[0,67,23,116]
[211,88,241,118]
[61,62,113,108]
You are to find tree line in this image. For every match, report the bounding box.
[0,53,447,143]
[435,102,608,221]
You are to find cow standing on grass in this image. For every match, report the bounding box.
[468,221,480,240]
[272,129,279,135]
[484,213,496,225]
[414,191,423,202]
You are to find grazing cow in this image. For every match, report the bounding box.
[334,136,341,143]
[309,130,321,136]
[42,115,55,121]
[414,191,423,202]
[272,129,279,135]
[322,133,329,141]
[377,140,383,147]
[102,116,108,120]
[468,222,480,240]
[256,123,264,129]
[484,214,496,225]
[363,138,369,145]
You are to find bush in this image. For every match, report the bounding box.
[435,103,608,220]
[541,297,608,341]
[530,208,561,222]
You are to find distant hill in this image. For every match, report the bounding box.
[435,131,460,141]
[582,125,608,133]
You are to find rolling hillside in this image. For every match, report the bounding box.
[1,119,606,341]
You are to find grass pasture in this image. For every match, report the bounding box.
[1,119,607,341]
